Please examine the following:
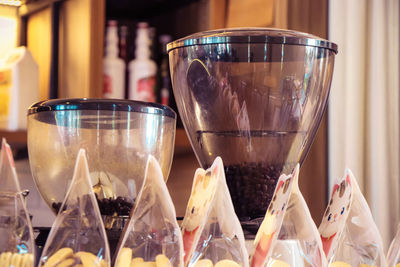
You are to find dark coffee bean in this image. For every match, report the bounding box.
[52,202,61,213]
[53,194,135,217]
[262,184,268,192]
[224,163,282,219]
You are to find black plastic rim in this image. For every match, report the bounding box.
[167,27,338,54]
[27,98,176,119]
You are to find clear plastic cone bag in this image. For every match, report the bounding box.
[250,168,295,267]
[318,173,353,262]
[0,138,35,267]
[115,155,183,267]
[319,169,386,267]
[387,224,400,267]
[252,165,326,267]
[39,149,110,267]
[181,157,248,267]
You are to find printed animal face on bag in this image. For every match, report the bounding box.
[252,165,326,267]
[320,170,386,266]
[182,157,248,267]
[251,174,293,267]
[182,166,219,264]
[183,168,218,232]
[319,176,352,256]
[268,178,292,217]
[258,177,293,240]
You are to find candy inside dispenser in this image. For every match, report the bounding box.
[115,155,183,267]
[39,149,110,267]
[27,98,176,253]
[167,28,338,233]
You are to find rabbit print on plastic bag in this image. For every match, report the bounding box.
[251,169,294,267]
[182,157,248,267]
[182,168,218,263]
[39,149,110,267]
[115,155,183,267]
[319,175,353,260]
[320,169,386,267]
[252,164,326,267]
[0,139,35,267]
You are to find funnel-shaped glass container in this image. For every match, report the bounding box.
[167,28,337,220]
[27,99,176,218]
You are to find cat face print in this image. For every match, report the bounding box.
[320,177,352,239]
[253,174,293,256]
[267,178,291,218]
[183,169,218,232]
[257,176,293,236]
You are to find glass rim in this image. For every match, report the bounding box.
[27,98,177,119]
[167,27,338,54]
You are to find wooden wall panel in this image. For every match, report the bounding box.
[58,0,104,98]
[208,0,227,29]
[273,0,288,29]
[287,0,328,38]
[27,7,51,100]
[88,0,105,98]
[287,0,329,224]
[226,0,274,27]
[58,0,88,98]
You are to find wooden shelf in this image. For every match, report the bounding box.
[175,128,190,147]
[0,130,28,145]
[174,128,193,155]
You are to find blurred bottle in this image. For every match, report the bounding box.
[103,20,125,99]
[119,25,129,98]
[158,34,172,106]
[128,22,157,102]
[0,47,38,130]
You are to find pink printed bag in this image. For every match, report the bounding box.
[319,169,386,267]
[251,165,326,267]
[181,157,248,267]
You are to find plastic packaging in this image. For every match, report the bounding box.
[0,47,38,130]
[0,138,35,267]
[251,165,326,267]
[251,169,295,267]
[388,224,400,267]
[319,174,353,261]
[319,169,386,266]
[128,22,157,102]
[39,149,110,267]
[115,155,183,267]
[103,20,126,99]
[181,157,248,267]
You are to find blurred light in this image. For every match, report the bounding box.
[0,16,17,59]
[0,0,21,6]
[17,244,28,254]
[96,248,103,261]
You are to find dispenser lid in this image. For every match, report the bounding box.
[28,98,176,119]
[167,28,338,54]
